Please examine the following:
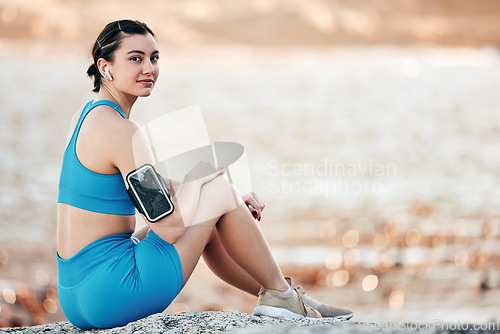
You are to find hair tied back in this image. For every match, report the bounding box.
[87,20,155,93]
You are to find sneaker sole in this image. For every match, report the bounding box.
[333,313,353,320]
[253,305,321,319]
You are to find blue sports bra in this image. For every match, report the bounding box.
[58,100,136,215]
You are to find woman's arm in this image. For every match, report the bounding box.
[134,162,224,243]
[166,178,181,198]
[108,119,222,243]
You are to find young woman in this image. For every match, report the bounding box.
[56,19,353,329]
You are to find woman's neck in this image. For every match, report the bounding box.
[97,85,137,118]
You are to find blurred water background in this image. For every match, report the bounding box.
[1,0,500,327]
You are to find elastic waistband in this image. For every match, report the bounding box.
[57,233,134,288]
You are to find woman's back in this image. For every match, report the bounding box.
[57,101,136,259]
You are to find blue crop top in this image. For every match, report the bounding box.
[58,100,136,215]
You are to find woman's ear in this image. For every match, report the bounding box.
[97,58,112,80]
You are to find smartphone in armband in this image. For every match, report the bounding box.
[126,164,175,223]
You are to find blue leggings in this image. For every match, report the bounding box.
[57,231,183,329]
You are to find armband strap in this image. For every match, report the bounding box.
[126,164,174,223]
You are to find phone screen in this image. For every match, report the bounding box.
[128,165,174,222]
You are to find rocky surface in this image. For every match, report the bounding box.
[1,311,499,334]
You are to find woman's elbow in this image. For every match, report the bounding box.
[161,225,186,244]
[150,212,186,244]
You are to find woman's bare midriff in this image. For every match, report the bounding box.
[57,203,136,259]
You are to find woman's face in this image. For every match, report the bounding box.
[108,33,160,97]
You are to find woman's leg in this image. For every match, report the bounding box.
[172,175,289,292]
[202,227,261,296]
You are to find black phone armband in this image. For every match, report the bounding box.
[126,164,175,223]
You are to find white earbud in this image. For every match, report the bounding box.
[104,67,113,81]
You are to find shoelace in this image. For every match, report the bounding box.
[296,285,309,299]
[294,285,319,316]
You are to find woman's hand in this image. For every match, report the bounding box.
[242,191,265,221]
[183,161,225,186]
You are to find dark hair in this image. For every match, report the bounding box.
[87,20,155,93]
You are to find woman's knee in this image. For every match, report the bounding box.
[201,176,242,212]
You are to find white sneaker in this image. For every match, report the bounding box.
[253,279,322,319]
[287,278,353,320]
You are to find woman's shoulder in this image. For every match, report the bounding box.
[83,105,153,172]
[86,105,140,136]
[77,105,144,158]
